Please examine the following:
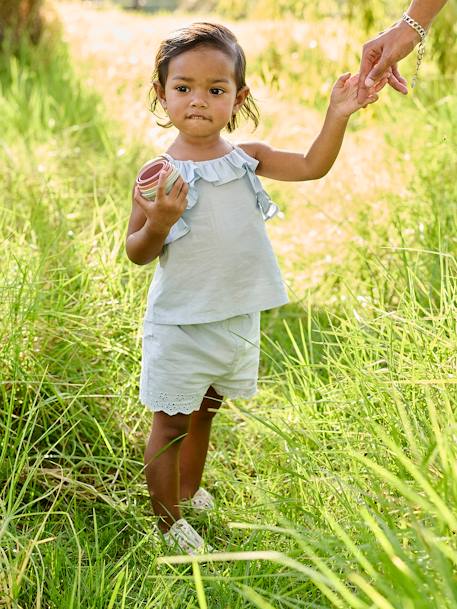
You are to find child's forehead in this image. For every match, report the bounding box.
[168,46,236,80]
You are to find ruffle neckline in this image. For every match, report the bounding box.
[162,145,280,245]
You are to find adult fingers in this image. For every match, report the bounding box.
[387,64,408,94]
[373,75,389,92]
[392,64,407,85]
[365,49,392,87]
[387,75,408,94]
[359,44,379,85]
[358,43,381,101]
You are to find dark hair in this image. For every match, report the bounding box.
[149,22,259,133]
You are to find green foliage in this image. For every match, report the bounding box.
[0,0,46,48]
[2,13,457,609]
[177,0,457,77]
[250,38,337,109]
[429,1,457,74]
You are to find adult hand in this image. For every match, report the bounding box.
[357,21,421,102]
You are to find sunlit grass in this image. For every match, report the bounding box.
[1,5,457,608]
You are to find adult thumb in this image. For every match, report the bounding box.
[365,53,390,87]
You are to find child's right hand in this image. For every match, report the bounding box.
[134,168,189,235]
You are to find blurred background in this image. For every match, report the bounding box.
[2,1,457,608]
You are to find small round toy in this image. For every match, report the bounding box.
[136,157,182,200]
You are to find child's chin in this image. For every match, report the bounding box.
[183,122,218,134]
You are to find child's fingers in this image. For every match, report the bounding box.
[361,92,379,108]
[335,72,351,87]
[169,176,186,197]
[133,185,149,209]
[155,170,166,197]
[156,167,172,198]
[178,180,189,197]
[348,74,360,87]
[177,181,189,201]
[177,182,189,207]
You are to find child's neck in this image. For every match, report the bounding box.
[167,134,233,161]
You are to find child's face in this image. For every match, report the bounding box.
[155,46,249,138]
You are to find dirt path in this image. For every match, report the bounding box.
[57,3,407,298]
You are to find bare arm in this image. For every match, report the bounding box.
[240,73,383,182]
[406,0,448,28]
[246,109,349,182]
[125,190,170,264]
[125,170,188,265]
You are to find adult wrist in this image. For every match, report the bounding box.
[402,13,427,40]
[397,18,423,45]
[400,13,428,88]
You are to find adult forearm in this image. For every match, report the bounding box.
[406,0,448,28]
[125,220,169,265]
[304,108,349,179]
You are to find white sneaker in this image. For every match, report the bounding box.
[191,487,215,512]
[162,518,214,555]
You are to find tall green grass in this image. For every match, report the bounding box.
[1,20,457,609]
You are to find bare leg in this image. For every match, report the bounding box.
[179,386,223,501]
[144,411,190,533]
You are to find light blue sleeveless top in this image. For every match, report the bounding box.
[144,145,289,325]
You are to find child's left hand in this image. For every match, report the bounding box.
[329,71,389,119]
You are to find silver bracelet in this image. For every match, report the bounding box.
[402,13,426,40]
[402,13,428,88]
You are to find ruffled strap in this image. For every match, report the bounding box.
[162,146,280,245]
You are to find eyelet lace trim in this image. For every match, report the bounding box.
[140,391,205,415]
[140,387,257,415]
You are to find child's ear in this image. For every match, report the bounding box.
[233,85,250,113]
[153,80,167,108]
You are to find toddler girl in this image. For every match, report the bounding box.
[125,21,384,555]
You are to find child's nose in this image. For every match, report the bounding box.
[190,93,208,108]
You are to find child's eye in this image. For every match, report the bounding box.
[175,85,189,93]
[210,88,224,95]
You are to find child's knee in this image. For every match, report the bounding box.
[152,411,191,442]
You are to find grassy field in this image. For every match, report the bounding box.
[1,2,457,607]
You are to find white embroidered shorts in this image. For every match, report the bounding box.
[139,312,260,415]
